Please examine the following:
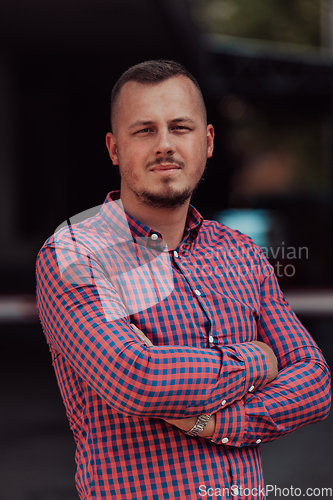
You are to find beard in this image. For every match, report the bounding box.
[134,164,207,209]
[137,184,193,209]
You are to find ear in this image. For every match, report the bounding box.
[206,124,214,159]
[106,132,119,165]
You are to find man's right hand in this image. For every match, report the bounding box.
[251,341,278,383]
[131,324,154,347]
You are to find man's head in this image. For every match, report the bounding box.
[110,60,207,134]
[106,60,214,211]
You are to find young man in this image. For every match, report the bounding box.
[36,60,330,499]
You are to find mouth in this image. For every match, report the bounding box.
[150,164,182,175]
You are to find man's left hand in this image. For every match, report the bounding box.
[164,414,216,438]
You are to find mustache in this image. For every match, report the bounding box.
[146,156,185,169]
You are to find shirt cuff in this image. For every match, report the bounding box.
[228,342,271,398]
[210,399,246,447]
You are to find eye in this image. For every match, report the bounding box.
[134,128,152,135]
[134,128,153,134]
[172,125,191,131]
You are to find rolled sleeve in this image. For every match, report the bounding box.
[222,342,271,401]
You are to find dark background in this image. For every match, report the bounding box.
[0,1,332,498]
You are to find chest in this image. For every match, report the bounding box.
[128,247,261,348]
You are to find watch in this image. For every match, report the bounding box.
[183,414,212,437]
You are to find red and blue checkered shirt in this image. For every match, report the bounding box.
[36,190,330,499]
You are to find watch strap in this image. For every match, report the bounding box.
[183,414,212,437]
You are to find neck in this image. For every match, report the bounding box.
[120,193,190,250]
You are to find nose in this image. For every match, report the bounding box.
[154,129,175,156]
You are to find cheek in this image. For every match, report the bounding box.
[120,160,142,183]
[119,144,147,168]
[187,137,208,159]
[188,143,208,171]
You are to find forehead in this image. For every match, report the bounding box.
[115,76,205,127]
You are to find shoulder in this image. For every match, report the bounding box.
[196,219,272,283]
[196,219,267,267]
[38,204,107,256]
[199,219,258,250]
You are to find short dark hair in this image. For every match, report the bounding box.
[110,59,206,131]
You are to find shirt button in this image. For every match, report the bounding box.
[233,486,239,496]
[221,400,226,406]
[248,385,255,392]
[151,233,158,241]
[256,439,262,444]
[194,289,201,296]
[209,335,214,343]
[173,250,178,258]
[221,437,229,444]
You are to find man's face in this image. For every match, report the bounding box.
[106,76,214,209]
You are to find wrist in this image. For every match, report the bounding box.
[183,413,212,437]
[198,413,216,438]
[164,417,196,432]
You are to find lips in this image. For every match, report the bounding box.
[150,164,181,172]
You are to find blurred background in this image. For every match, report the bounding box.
[0,0,332,498]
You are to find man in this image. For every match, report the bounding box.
[36,60,330,499]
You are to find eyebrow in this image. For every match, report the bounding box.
[171,117,196,125]
[128,117,196,130]
[129,120,154,130]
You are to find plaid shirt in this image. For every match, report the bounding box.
[36,190,330,499]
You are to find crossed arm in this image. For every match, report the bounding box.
[36,241,331,447]
[132,323,279,437]
[169,340,279,438]
[129,281,330,447]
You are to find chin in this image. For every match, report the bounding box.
[136,185,193,209]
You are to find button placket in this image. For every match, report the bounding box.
[177,268,213,349]
[191,285,213,349]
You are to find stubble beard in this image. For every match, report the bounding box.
[136,181,191,209]
[133,158,207,209]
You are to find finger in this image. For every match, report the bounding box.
[130,324,153,347]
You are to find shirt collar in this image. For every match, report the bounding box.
[100,190,203,245]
